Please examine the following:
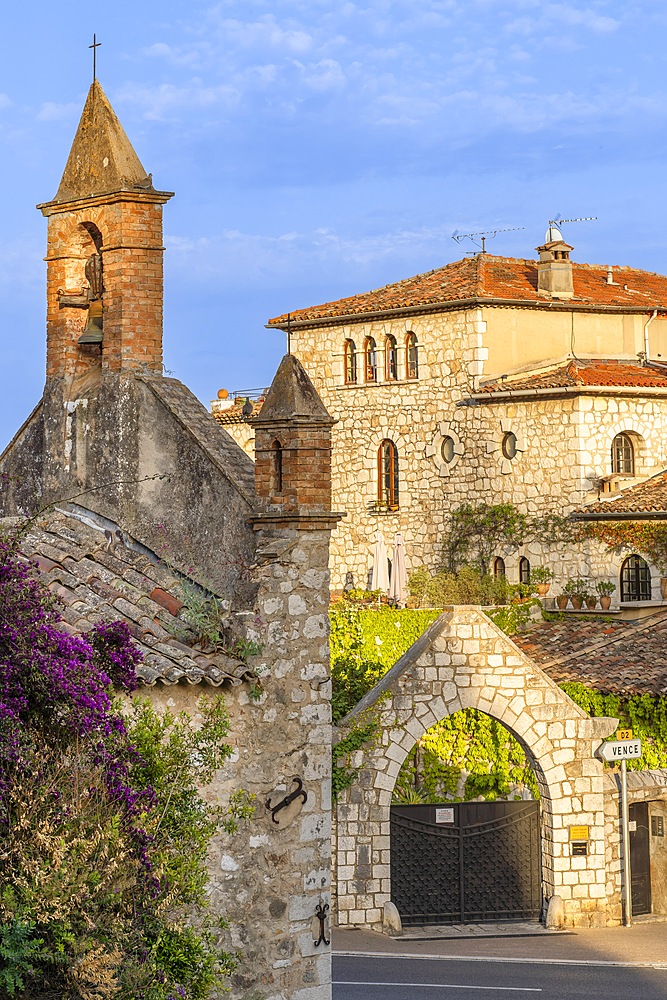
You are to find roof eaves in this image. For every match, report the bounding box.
[266,297,664,332]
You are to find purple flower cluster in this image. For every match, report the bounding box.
[0,534,150,830]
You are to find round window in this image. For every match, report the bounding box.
[502,432,517,460]
[441,436,455,464]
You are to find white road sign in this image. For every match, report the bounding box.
[599,739,642,762]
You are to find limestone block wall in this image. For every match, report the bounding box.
[334,607,617,930]
[282,311,667,592]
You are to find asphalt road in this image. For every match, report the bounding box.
[333,954,667,1000]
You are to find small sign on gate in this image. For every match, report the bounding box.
[435,807,455,824]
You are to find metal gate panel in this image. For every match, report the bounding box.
[390,801,541,925]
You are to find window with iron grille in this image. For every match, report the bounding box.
[406,333,419,379]
[385,335,398,380]
[365,337,377,382]
[611,433,634,475]
[620,554,651,602]
[378,439,399,509]
[344,339,357,384]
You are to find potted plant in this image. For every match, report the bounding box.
[595,580,616,611]
[555,593,568,610]
[529,566,554,597]
[563,578,590,610]
[585,593,597,610]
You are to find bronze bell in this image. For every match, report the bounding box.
[78,299,103,345]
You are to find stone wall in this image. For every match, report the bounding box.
[334,607,617,929]
[602,769,667,922]
[261,308,667,593]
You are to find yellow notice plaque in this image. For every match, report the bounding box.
[569,825,590,842]
[617,728,633,740]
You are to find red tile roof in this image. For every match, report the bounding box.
[211,397,264,426]
[476,359,667,394]
[514,611,667,696]
[579,468,667,517]
[268,255,667,325]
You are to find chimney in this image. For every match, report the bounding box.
[536,224,574,299]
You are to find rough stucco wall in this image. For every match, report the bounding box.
[257,309,667,594]
[649,801,667,914]
[0,375,256,604]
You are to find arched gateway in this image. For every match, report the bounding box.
[335,608,618,929]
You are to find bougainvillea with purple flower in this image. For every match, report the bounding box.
[0,529,248,1000]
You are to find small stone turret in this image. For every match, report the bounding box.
[251,353,337,520]
[37,80,173,379]
[536,224,574,299]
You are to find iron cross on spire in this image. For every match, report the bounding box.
[89,34,101,82]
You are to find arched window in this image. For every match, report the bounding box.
[271,439,283,494]
[620,555,651,602]
[385,335,398,381]
[344,339,357,384]
[364,337,377,383]
[493,557,506,578]
[406,332,419,379]
[378,439,399,509]
[612,433,634,475]
[519,557,531,585]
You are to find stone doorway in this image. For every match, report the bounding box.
[334,607,618,929]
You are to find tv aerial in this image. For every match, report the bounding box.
[452,226,525,254]
[546,214,597,240]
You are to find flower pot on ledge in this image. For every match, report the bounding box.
[585,596,597,610]
[600,595,612,611]
[556,595,568,610]
[536,583,551,597]
[570,596,584,610]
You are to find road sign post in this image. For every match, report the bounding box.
[598,739,642,927]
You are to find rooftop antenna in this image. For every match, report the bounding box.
[547,214,597,237]
[452,227,525,254]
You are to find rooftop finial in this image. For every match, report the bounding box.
[89,34,101,83]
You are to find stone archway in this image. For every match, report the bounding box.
[334,607,618,929]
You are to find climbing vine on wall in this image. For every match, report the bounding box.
[331,599,667,804]
[576,522,667,575]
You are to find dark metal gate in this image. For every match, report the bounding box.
[390,801,542,925]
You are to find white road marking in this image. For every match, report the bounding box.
[334,982,541,992]
[335,951,667,971]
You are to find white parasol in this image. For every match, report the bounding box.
[389,532,407,606]
[371,530,390,594]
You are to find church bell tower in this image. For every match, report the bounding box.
[37,80,173,379]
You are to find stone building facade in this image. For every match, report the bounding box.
[264,247,667,601]
[0,81,335,1000]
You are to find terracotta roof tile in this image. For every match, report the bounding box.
[267,255,667,325]
[12,510,252,689]
[476,360,667,394]
[211,396,265,427]
[514,612,667,696]
[579,468,667,516]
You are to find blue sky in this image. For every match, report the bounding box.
[2,1,667,443]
